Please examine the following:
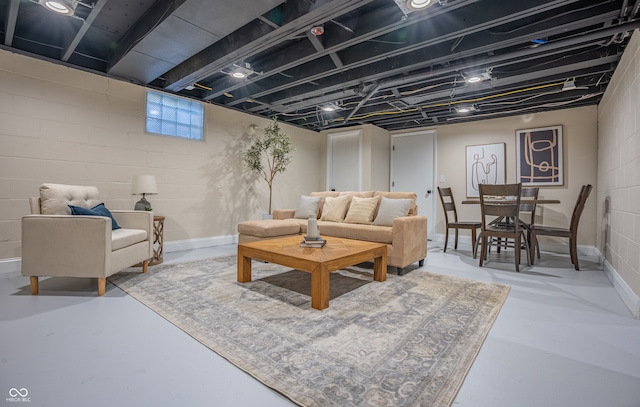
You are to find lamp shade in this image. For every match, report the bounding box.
[131,175,158,195]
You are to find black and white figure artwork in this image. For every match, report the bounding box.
[466,143,506,197]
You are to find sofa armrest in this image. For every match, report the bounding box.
[392,215,428,266]
[273,209,295,220]
[21,215,111,277]
[111,210,153,237]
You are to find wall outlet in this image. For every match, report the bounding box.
[439,175,445,183]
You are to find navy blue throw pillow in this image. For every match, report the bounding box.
[68,203,121,230]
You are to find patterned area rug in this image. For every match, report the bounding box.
[110,256,510,407]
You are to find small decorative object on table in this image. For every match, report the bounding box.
[307,215,319,238]
[302,215,326,247]
[301,236,326,248]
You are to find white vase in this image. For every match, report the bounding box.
[307,216,319,238]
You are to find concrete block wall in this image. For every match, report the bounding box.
[0,49,322,261]
[597,30,640,311]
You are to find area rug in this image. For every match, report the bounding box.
[109,256,510,407]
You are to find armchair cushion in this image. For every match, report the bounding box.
[40,183,101,215]
[69,203,122,230]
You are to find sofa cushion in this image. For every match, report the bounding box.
[338,191,375,198]
[69,203,122,230]
[373,191,418,216]
[317,221,393,244]
[112,228,148,251]
[40,183,101,215]
[320,195,352,222]
[372,196,413,226]
[343,196,380,224]
[293,195,322,219]
[310,191,340,218]
[237,219,301,238]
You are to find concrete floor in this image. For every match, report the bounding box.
[1,242,639,407]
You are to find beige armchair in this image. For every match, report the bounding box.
[21,183,153,296]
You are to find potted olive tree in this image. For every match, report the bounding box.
[244,118,294,217]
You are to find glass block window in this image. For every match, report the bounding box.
[146,90,204,140]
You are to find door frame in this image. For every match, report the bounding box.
[390,130,437,239]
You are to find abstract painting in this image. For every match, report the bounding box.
[516,126,563,186]
[466,142,506,197]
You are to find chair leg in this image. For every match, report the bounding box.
[30,276,39,295]
[522,232,531,266]
[142,259,149,273]
[479,235,487,267]
[454,229,459,250]
[529,233,537,265]
[98,278,106,296]
[443,228,449,252]
[471,228,477,257]
[569,237,580,270]
[418,259,424,267]
[515,235,520,272]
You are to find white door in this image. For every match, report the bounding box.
[391,131,436,239]
[327,130,362,191]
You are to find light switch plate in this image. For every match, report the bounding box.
[439,175,445,183]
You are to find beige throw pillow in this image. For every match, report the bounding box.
[320,195,352,222]
[293,195,322,219]
[372,197,413,226]
[343,196,380,224]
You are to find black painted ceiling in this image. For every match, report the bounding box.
[2,0,639,131]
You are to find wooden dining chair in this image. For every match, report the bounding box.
[519,186,540,259]
[437,187,481,255]
[528,184,593,270]
[478,183,530,272]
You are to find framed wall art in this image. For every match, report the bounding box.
[465,142,506,197]
[516,126,563,186]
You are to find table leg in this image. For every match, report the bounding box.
[311,263,330,310]
[373,252,387,282]
[237,250,252,283]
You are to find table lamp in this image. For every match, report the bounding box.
[131,175,158,211]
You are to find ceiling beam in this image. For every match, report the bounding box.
[203,0,483,102]
[161,0,375,92]
[107,0,188,71]
[223,0,592,108]
[254,7,631,114]
[4,0,19,47]
[62,0,109,62]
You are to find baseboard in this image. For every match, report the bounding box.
[0,235,239,276]
[434,234,598,256]
[0,258,21,276]
[601,255,640,319]
[163,234,238,253]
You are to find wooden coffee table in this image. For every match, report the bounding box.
[237,235,387,310]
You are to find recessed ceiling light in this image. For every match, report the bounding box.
[464,71,492,84]
[456,105,476,113]
[407,0,433,10]
[38,0,76,16]
[231,71,247,79]
[321,102,342,112]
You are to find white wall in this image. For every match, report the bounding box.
[0,49,322,261]
[597,29,640,315]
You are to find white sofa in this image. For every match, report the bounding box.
[21,183,153,296]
